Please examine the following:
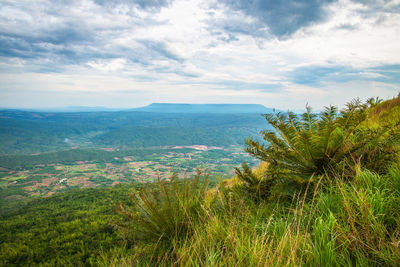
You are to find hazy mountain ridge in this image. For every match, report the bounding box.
[0,103,274,114]
[0,105,271,155]
[132,103,273,113]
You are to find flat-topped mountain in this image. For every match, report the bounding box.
[132,103,272,114]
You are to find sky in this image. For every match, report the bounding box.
[0,0,399,110]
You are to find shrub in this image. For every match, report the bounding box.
[236,98,400,199]
[117,172,209,247]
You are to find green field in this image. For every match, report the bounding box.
[0,146,258,206]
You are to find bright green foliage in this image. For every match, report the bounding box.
[234,162,274,199]
[2,96,400,266]
[237,98,400,199]
[0,186,131,266]
[100,167,400,267]
[313,167,400,266]
[117,172,209,247]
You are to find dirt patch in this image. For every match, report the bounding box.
[83,178,95,187]
[38,177,58,186]
[4,195,25,200]
[24,186,34,192]
[101,147,115,151]
[67,177,96,187]
[52,185,66,191]
[24,177,58,193]
[129,161,153,167]
[76,164,97,170]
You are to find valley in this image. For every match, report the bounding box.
[0,106,270,155]
[0,145,258,207]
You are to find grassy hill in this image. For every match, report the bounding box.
[104,96,400,266]
[1,96,399,266]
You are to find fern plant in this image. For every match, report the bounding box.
[236,98,400,199]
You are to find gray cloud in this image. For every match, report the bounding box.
[210,80,282,91]
[0,0,186,76]
[350,0,400,25]
[207,18,268,41]
[368,64,400,84]
[172,80,282,91]
[288,65,356,86]
[288,64,400,86]
[0,35,32,59]
[137,40,183,63]
[335,23,359,31]
[216,0,336,38]
[93,0,172,10]
[0,0,399,110]
[352,0,400,13]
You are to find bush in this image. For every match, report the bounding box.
[117,172,209,247]
[236,98,400,199]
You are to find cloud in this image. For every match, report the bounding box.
[93,0,173,10]
[215,0,336,38]
[137,40,184,63]
[191,80,283,91]
[288,63,400,87]
[288,65,355,86]
[0,0,399,110]
[368,64,400,84]
[351,0,400,15]
[0,0,174,63]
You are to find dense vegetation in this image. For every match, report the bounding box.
[1,96,399,266]
[0,148,198,169]
[0,146,255,214]
[0,110,267,155]
[106,96,400,266]
[0,186,131,266]
[0,177,221,266]
[236,97,400,199]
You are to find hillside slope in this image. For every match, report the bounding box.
[0,186,131,266]
[1,96,399,266]
[106,96,400,266]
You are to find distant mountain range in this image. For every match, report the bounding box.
[132,103,273,114]
[0,105,274,155]
[0,106,124,112]
[1,103,274,114]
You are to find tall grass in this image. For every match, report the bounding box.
[101,166,400,266]
[114,172,209,265]
[103,96,400,266]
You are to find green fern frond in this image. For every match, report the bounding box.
[238,97,400,199]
